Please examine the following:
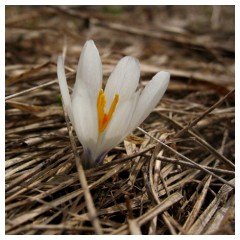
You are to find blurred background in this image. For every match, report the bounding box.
[6,6,234,94]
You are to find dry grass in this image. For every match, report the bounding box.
[5,6,235,234]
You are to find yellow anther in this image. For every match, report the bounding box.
[97,89,119,133]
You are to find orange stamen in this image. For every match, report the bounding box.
[97,89,119,133]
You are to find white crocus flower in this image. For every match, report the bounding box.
[57,40,170,168]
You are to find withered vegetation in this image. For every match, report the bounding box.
[5,6,235,235]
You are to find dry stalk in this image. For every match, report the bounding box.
[62,107,103,234]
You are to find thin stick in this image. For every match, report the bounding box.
[5,80,57,100]
[155,155,235,177]
[63,107,103,235]
[175,88,235,138]
[148,144,177,234]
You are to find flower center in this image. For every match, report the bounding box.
[97,89,119,133]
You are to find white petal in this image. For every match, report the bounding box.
[72,81,98,154]
[129,71,170,132]
[57,56,74,124]
[73,40,102,99]
[104,56,140,111]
